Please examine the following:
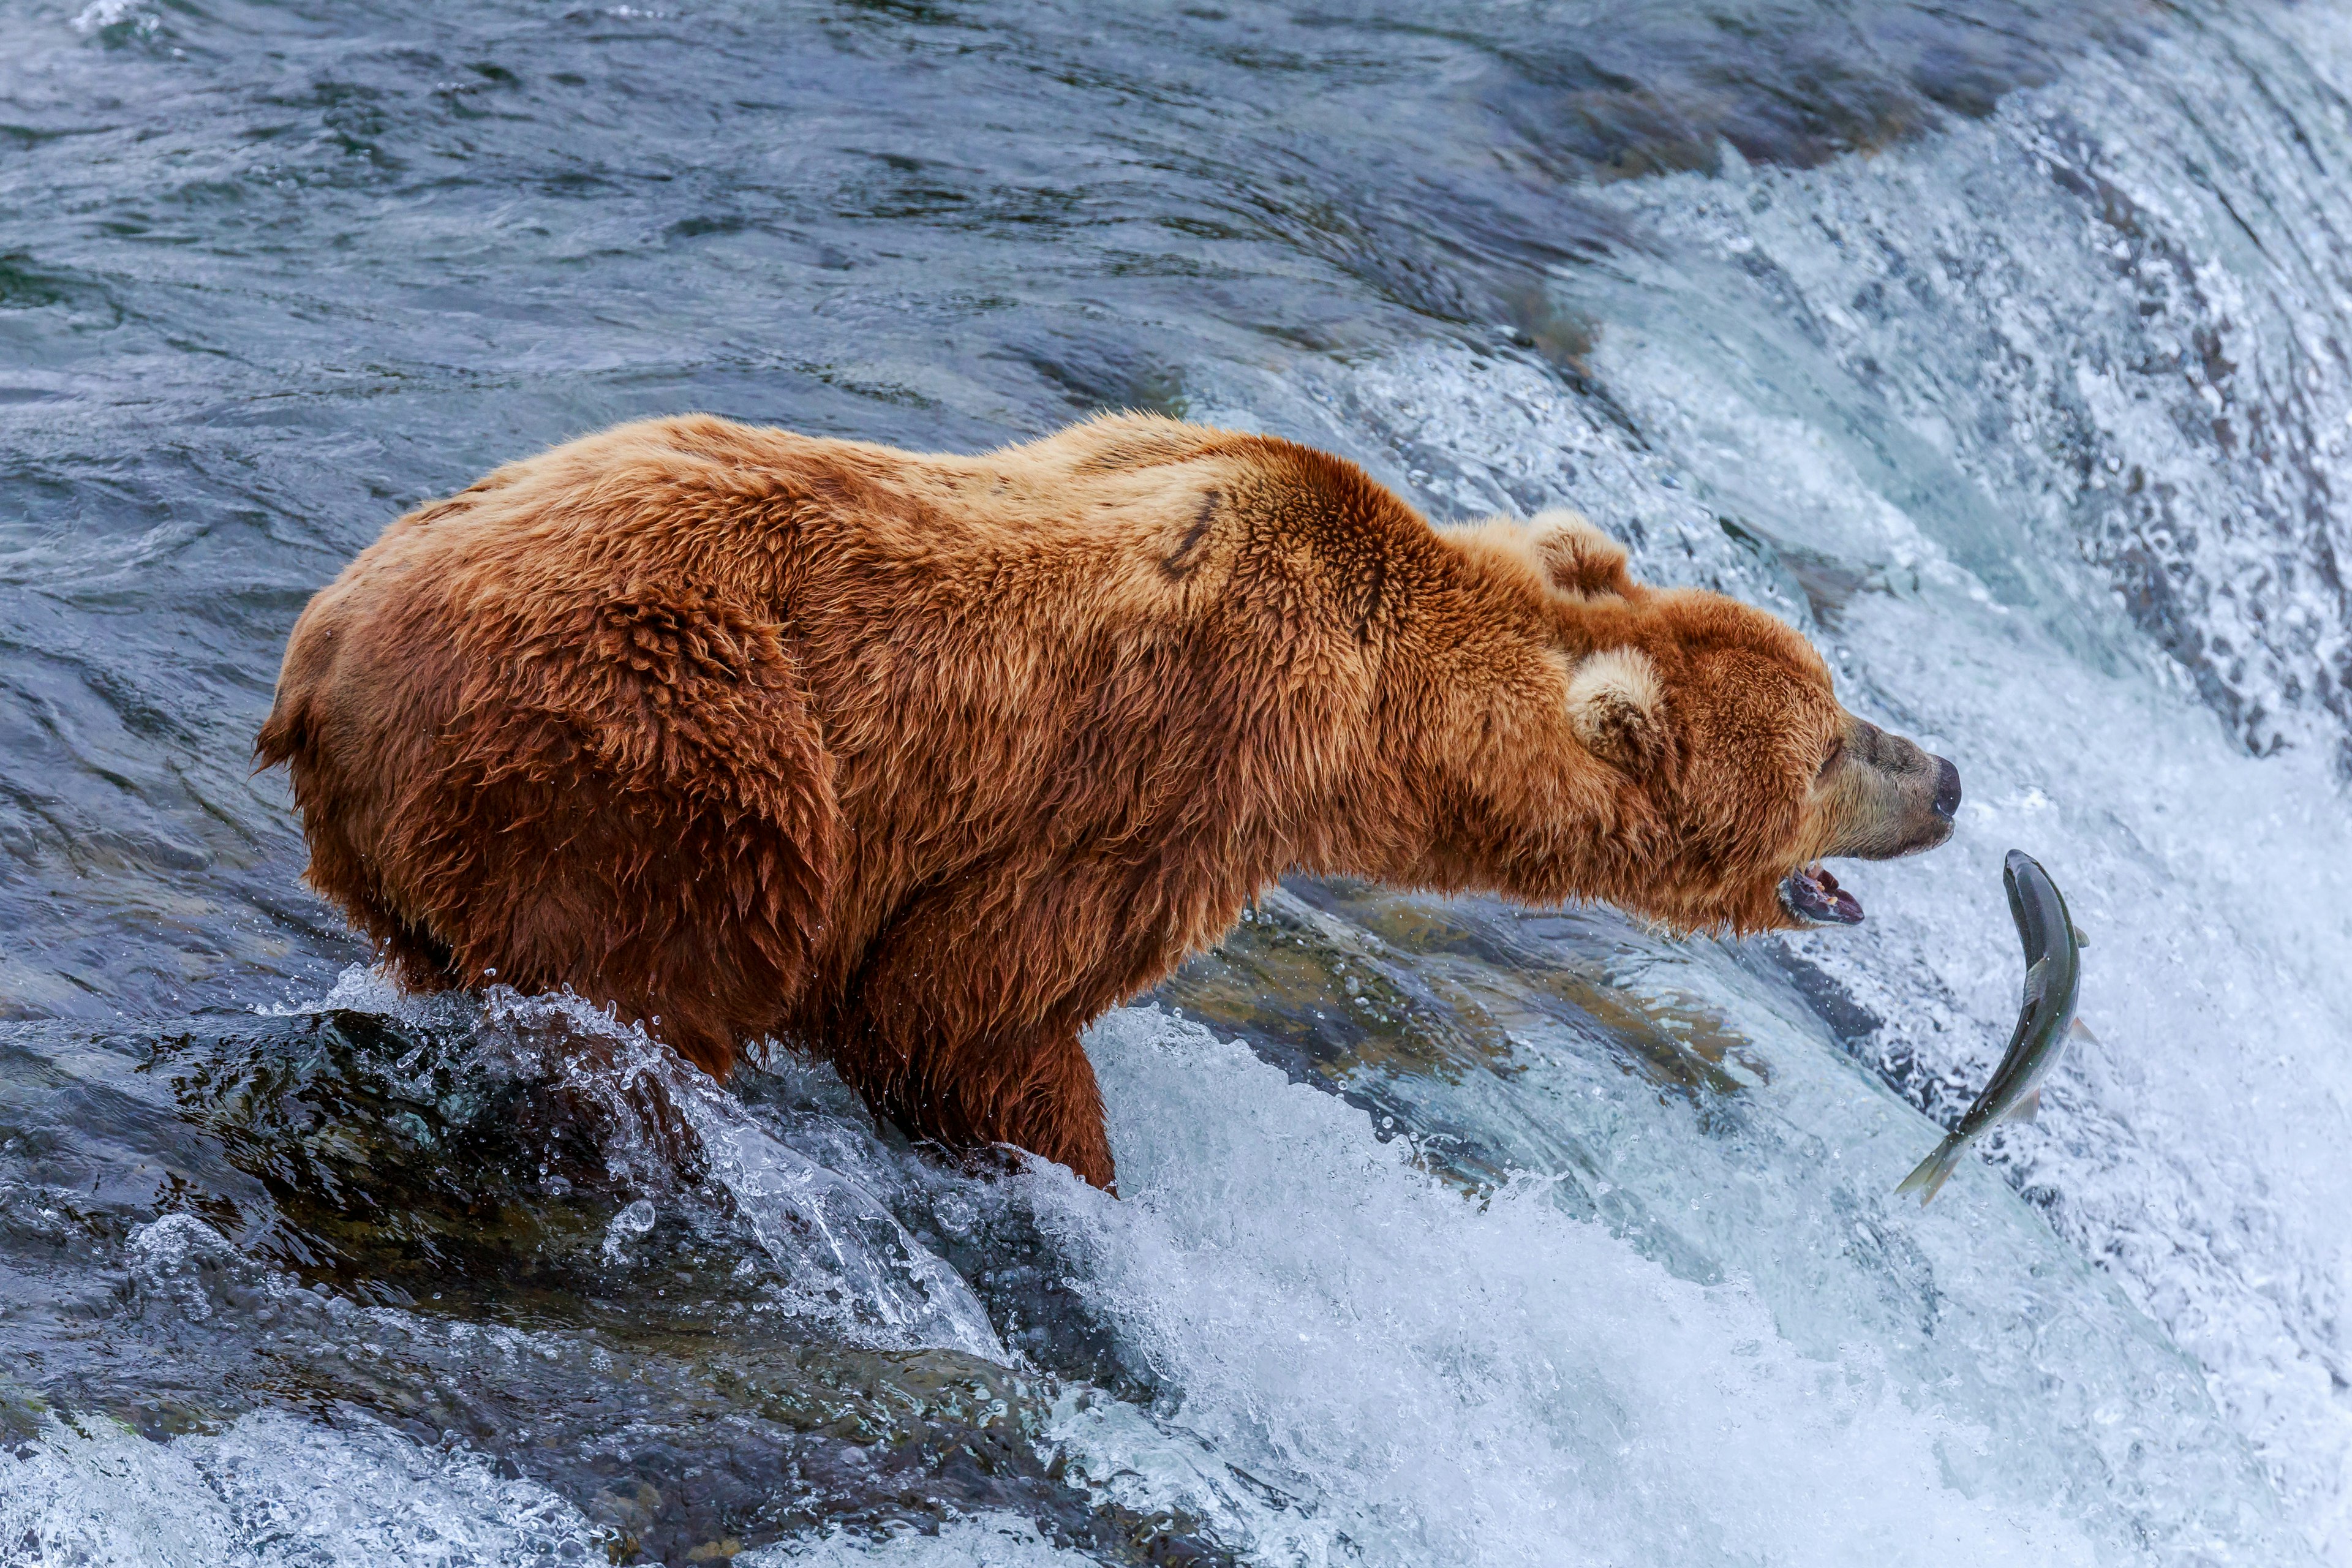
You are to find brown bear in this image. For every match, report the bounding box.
[257,412,1959,1189]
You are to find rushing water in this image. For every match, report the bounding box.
[5,0,2352,1562]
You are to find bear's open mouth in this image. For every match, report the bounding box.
[1780,863,1864,925]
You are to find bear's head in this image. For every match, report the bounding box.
[1443,510,1960,933]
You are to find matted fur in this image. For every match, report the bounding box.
[258,412,1949,1188]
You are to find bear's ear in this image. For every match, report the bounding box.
[1567,646,1668,772]
[1530,510,1635,600]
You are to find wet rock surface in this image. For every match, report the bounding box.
[0,1004,1237,1566]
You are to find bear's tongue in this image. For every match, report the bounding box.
[1780,864,1865,925]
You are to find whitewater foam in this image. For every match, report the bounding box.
[1174,9,2352,1547]
[0,1407,600,1567]
[1020,1009,2128,1568]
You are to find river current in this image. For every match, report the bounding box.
[4,1,2351,1564]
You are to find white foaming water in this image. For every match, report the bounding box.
[67,0,154,38]
[740,1518,1092,1565]
[1164,4,2352,1554]
[0,1406,598,1566]
[284,970,1007,1364]
[1575,16,2352,1550]
[10,979,2297,1566]
[481,989,1007,1363]
[1018,1008,2282,1567]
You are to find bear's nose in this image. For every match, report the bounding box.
[1931,756,1962,820]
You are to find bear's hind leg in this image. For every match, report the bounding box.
[375,910,465,993]
[282,769,464,993]
[383,589,840,1078]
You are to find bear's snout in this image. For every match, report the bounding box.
[1821,721,1960,861]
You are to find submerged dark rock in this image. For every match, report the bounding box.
[0,1009,1237,1566]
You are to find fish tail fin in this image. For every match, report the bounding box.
[1895,1135,1968,1206]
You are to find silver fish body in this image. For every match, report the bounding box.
[1896,850,2087,1205]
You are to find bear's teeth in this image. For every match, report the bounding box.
[1781,864,1865,925]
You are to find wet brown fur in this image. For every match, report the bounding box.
[257,413,1947,1189]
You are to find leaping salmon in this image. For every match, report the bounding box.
[1896,850,2090,1206]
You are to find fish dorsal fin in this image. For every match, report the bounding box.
[2005,1086,2043,1123]
[2072,924,2089,948]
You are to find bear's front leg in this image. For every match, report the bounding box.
[853,1021,1115,1191]
[825,882,1133,1190]
[965,1023,1116,1192]
[826,946,1117,1189]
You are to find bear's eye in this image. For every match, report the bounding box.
[1815,736,1844,780]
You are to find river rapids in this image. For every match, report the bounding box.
[3,1,2351,1563]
